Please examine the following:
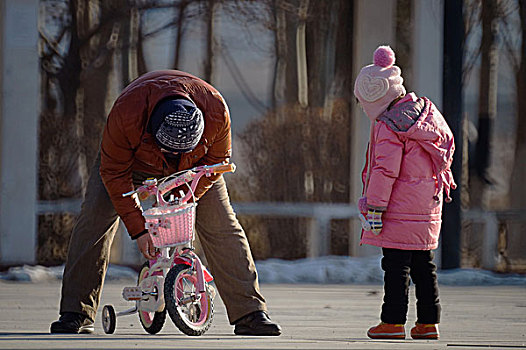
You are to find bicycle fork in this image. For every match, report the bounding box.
[176,249,208,294]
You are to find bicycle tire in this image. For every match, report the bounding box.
[137,261,166,334]
[102,304,116,334]
[164,264,214,336]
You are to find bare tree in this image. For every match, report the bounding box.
[235,0,354,259]
[39,0,85,264]
[38,0,142,264]
[471,0,500,208]
[509,0,526,210]
[502,0,526,271]
[462,0,526,270]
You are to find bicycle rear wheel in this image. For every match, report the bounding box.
[164,264,214,336]
[137,262,166,334]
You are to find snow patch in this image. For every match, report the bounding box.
[0,264,137,282]
[255,256,526,286]
[1,256,525,286]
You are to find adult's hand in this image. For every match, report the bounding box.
[136,234,158,260]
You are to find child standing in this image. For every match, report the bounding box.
[354,45,456,340]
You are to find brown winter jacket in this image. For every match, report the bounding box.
[100,70,232,238]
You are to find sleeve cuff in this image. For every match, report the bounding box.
[367,204,386,212]
[131,229,149,240]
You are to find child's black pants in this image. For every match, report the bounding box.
[380,248,441,324]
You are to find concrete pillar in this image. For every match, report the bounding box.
[412,0,444,266]
[412,0,444,109]
[349,0,395,257]
[0,0,39,264]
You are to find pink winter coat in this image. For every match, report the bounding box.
[360,93,456,250]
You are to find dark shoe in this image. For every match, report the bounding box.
[234,311,281,336]
[50,312,94,334]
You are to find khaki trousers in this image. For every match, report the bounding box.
[60,155,266,323]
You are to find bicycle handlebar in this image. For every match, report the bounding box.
[123,163,236,206]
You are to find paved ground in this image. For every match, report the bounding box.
[0,280,525,349]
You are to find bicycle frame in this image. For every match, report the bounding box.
[121,163,234,309]
[132,163,234,285]
[104,162,235,335]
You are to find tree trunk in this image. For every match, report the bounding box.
[120,6,132,87]
[296,0,309,108]
[471,0,499,209]
[305,0,330,109]
[511,0,526,210]
[272,0,299,112]
[80,26,116,173]
[137,12,148,76]
[173,1,188,69]
[204,0,218,84]
[395,0,413,89]
[505,0,526,272]
[271,0,286,110]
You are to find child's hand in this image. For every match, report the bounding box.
[366,209,383,235]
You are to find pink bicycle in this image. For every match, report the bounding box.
[101,162,236,336]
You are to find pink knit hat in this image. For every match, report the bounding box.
[354,45,406,121]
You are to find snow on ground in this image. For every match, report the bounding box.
[256,256,526,286]
[1,256,525,286]
[0,264,137,283]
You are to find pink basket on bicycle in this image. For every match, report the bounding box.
[142,203,197,248]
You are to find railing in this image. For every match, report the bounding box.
[38,199,83,214]
[37,200,526,265]
[232,202,360,257]
[37,200,361,258]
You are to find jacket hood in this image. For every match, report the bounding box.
[379,94,457,201]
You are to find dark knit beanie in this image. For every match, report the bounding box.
[148,98,204,153]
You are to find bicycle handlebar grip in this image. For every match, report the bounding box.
[211,163,236,174]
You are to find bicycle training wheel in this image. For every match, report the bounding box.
[137,261,166,334]
[101,304,116,334]
[164,264,214,336]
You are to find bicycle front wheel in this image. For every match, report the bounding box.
[164,264,214,336]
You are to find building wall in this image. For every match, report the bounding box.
[0,0,39,264]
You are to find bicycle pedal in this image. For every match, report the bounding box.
[122,286,142,301]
